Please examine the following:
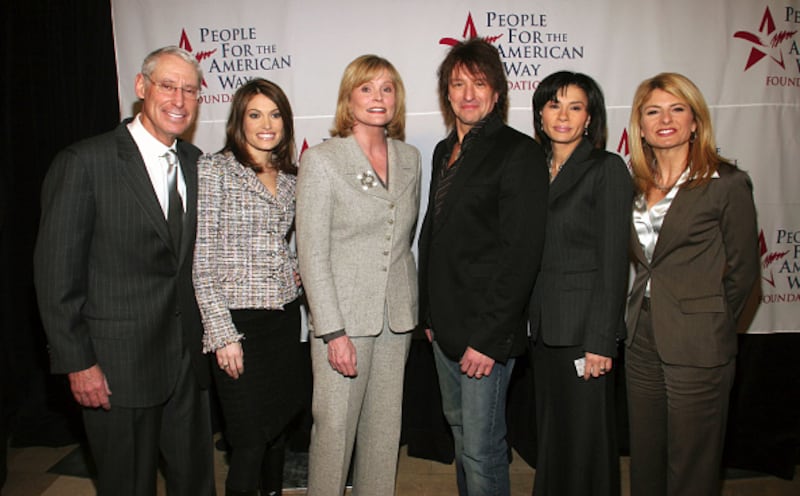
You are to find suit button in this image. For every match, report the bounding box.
[381,267,388,272]
[389,203,395,209]
[383,250,389,256]
[388,219,394,224]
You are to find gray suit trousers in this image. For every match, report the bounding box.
[307,320,411,495]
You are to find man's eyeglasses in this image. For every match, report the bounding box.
[144,75,201,101]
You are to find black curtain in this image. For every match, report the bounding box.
[1,0,798,486]
[0,0,120,468]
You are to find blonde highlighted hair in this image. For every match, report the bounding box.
[331,55,406,141]
[629,72,729,194]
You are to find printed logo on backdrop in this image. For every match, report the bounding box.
[177,27,292,105]
[733,5,799,87]
[614,128,634,175]
[759,228,800,304]
[439,11,584,92]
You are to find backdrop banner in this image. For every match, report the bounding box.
[111,0,800,333]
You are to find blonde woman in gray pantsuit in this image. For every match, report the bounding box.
[296,54,421,496]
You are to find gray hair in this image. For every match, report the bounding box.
[141,46,202,85]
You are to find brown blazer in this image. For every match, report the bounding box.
[626,162,760,367]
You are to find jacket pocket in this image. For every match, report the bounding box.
[558,269,597,291]
[679,295,725,314]
[86,316,137,339]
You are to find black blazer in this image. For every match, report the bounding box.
[418,118,548,363]
[34,121,209,408]
[528,139,633,358]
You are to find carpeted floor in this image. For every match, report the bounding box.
[46,444,313,490]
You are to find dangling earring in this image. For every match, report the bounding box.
[584,126,589,136]
[690,131,697,143]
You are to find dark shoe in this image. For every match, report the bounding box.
[260,436,285,496]
[225,488,258,496]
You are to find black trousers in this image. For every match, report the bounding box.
[83,350,216,496]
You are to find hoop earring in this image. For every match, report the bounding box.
[690,131,697,143]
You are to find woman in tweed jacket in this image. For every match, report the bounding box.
[193,78,307,496]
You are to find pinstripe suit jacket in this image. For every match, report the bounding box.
[296,135,421,338]
[528,139,633,358]
[34,120,209,407]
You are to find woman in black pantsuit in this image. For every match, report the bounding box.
[528,72,632,496]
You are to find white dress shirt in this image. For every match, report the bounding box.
[127,114,186,218]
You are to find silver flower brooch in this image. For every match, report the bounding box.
[357,170,377,190]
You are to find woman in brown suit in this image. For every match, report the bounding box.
[626,72,760,496]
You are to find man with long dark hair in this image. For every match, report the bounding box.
[418,38,548,495]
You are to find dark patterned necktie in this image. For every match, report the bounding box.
[164,150,182,251]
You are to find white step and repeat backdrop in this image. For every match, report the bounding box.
[111,0,800,333]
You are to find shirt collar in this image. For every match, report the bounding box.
[127,113,177,158]
[446,109,502,149]
[683,165,722,184]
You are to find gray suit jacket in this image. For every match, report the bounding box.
[296,136,421,338]
[626,163,760,367]
[34,121,208,407]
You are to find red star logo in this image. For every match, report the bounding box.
[439,12,503,46]
[759,230,789,288]
[733,7,797,71]
[178,29,217,88]
[616,128,630,157]
[299,138,310,161]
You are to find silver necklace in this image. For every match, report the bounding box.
[549,159,565,182]
[652,159,689,193]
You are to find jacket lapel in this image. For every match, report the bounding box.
[431,128,496,237]
[114,125,174,252]
[176,141,197,264]
[547,138,594,205]
[387,138,415,198]
[650,183,704,265]
[337,136,393,200]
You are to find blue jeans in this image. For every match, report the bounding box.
[433,341,515,496]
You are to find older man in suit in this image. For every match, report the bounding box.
[418,38,548,495]
[34,46,215,496]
